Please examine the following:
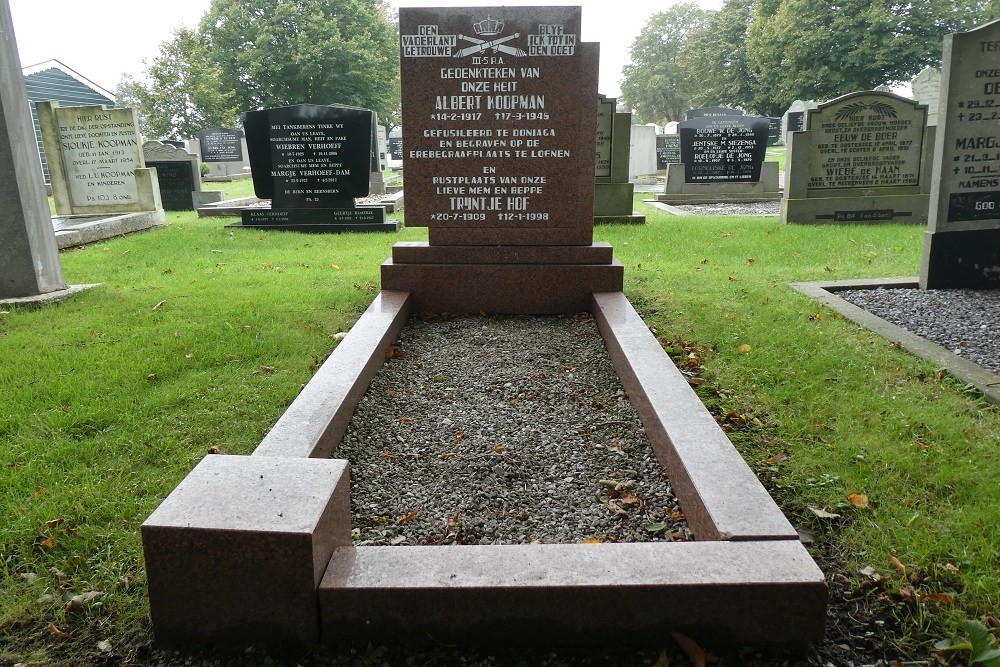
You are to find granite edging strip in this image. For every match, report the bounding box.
[789,278,1000,406]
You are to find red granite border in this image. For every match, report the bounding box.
[142,288,827,648]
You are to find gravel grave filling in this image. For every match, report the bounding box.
[337,313,691,547]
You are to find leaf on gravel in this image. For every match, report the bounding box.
[386,389,398,397]
[398,509,420,524]
[581,537,603,544]
[848,492,869,509]
[492,444,506,454]
[645,522,669,535]
[888,554,906,575]
[620,491,639,505]
[49,623,70,639]
[385,345,406,360]
[454,430,464,441]
[399,417,413,425]
[381,452,398,459]
[808,506,841,519]
[672,632,718,667]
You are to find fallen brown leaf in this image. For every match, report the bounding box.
[49,623,70,639]
[671,632,718,667]
[888,554,906,575]
[848,492,869,509]
[45,518,65,530]
[398,509,420,524]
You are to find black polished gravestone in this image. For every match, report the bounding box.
[679,115,770,183]
[147,160,195,211]
[767,117,781,146]
[656,134,680,170]
[231,103,396,232]
[197,127,243,162]
[686,106,744,120]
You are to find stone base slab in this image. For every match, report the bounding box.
[227,221,400,234]
[197,196,259,217]
[782,194,929,225]
[52,210,166,249]
[921,228,1000,288]
[391,241,614,265]
[141,455,352,646]
[663,162,780,196]
[319,541,826,647]
[594,212,647,224]
[0,283,101,306]
[381,258,624,314]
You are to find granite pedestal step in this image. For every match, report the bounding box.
[226,222,401,233]
[319,541,827,647]
[594,212,647,224]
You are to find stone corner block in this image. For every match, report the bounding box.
[141,454,351,646]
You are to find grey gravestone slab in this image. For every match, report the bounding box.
[921,19,1000,288]
[679,115,770,183]
[36,102,164,217]
[234,103,393,232]
[686,106,744,120]
[782,91,932,224]
[911,66,942,125]
[594,94,643,223]
[0,0,66,299]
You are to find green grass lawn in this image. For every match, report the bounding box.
[1,200,998,664]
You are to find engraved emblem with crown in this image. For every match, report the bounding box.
[454,15,526,58]
[473,15,503,36]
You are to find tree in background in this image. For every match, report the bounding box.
[622,0,1000,119]
[115,28,239,140]
[119,0,398,138]
[676,0,760,114]
[619,3,708,125]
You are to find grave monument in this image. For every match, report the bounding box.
[594,94,644,224]
[0,0,76,303]
[142,140,224,211]
[911,66,942,126]
[686,106,744,119]
[782,99,819,140]
[656,133,680,171]
[781,91,933,224]
[656,113,779,204]
[921,19,1000,288]
[35,101,166,244]
[229,103,397,233]
[142,5,826,650]
[195,126,250,180]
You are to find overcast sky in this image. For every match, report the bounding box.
[9,0,721,98]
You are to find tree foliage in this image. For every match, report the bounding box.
[619,3,709,124]
[115,28,238,140]
[622,0,1000,119]
[118,0,399,139]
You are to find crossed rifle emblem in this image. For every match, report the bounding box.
[454,33,527,58]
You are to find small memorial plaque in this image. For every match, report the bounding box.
[197,127,243,163]
[679,116,769,183]
[786,111,805,133]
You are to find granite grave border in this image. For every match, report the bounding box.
[142,289,827,649]
[790,278,1000,406]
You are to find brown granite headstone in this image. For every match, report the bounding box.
[384,5,621,312]
[921,19,1000,288]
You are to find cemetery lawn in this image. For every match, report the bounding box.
[2,199,998,664]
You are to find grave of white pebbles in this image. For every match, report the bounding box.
[338,314,689,547]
